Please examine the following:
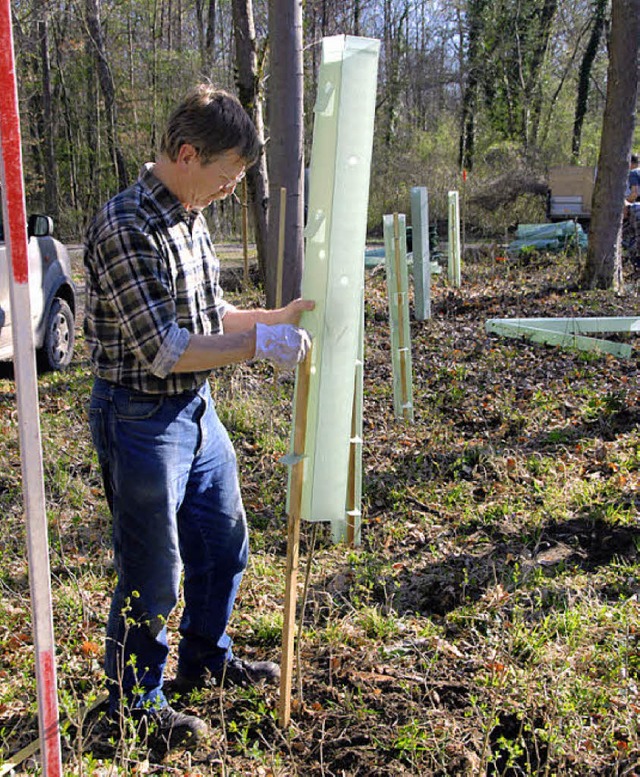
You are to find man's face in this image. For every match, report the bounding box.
[183,148,246,209]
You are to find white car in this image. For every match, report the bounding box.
[0,212,76,371]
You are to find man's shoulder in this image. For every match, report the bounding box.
[629,168,640,187]
[87,178,160,245]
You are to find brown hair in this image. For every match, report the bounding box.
[160,85,260,165]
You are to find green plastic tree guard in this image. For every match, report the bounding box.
[448,190,461,287]
[287,35,380,541]
[485,316,640,358]
[383,213,414,422]
[410,186,431,320]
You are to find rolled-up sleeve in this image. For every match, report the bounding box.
[149,324,191,378]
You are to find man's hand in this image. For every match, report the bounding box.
[279,298,315,326]
[254,323,312,370]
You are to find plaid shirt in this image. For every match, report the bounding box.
[84,164,227,395]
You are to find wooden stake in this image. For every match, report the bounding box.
[345,384,358,546]
[241,176,249,287]
[278,348,313,728]
[276,187,286,308]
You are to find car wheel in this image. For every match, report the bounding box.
[39,297,75,371]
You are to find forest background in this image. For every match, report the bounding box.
[13,0,639,255]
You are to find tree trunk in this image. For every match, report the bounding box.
[150,0,160,154]
[383,1,409,147]
[38,19,59,218]
[52,23,80,217]
[195,0,218,76]
[571,0,607,161]
[204,0,217,72]
[459,0,487,171]
[523,0,558,147]
[232,0,269,283]
[353,0,360,35]
[85,0,129,192]
[266,0,304,307]
[581,0,639,291]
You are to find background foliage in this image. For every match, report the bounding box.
[12,0,634,242]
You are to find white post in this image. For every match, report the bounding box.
[448,190,461,287]
[0,1,62,773]
[288,35,380,535]
[410,186,431,320]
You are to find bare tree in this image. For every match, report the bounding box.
[459,0,488,170]
[85,0,129,192]
[581,0,639,290]
[266,0,304,307]
[571,0,608,162]
[37,19,59,216]
[196,0,217,72]
[232,0,269,283]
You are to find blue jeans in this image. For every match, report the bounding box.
[89,378,248,713]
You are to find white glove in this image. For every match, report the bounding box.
[254,323,312,370]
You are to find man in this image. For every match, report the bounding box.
[84,85,313,751]
[625,153,640,263]
[628,153,640,198]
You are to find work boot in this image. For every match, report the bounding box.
[146,705,208,752]
[109,704,208,753]
[171,657,280,693]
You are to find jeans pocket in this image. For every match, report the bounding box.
[112,390,164,421]
[89,406,107,463]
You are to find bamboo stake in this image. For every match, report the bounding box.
[345,385,358,546]
[241,176,249,287]
[276,187,287,308]
[278,347,313,728]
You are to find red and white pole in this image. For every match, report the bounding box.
[0,1,62,774]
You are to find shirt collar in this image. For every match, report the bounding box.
[139,163,200,227]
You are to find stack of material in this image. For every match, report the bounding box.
[508,220,588,256]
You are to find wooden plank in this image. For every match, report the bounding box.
[279,349,313,728]
[241,176,250,287]
[276,187,286,308]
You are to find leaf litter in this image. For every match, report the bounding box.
[0,251,639,774]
